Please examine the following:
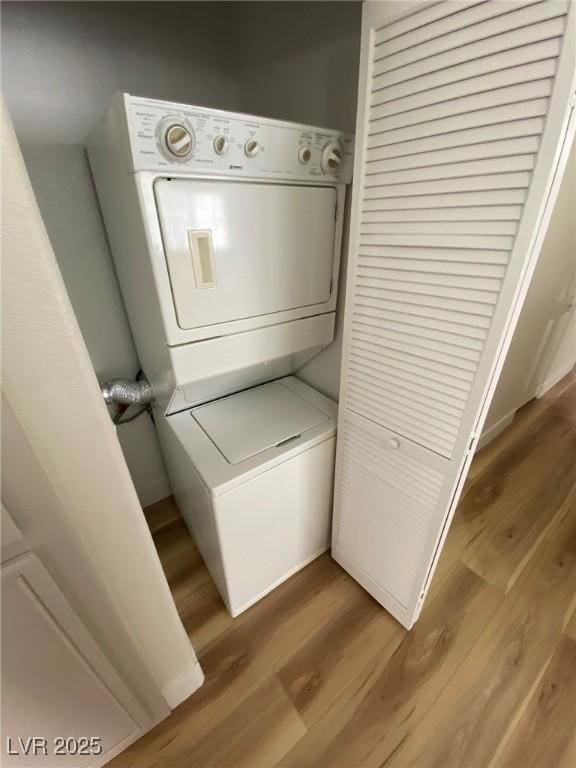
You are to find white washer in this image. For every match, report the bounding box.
[87,94,353,616]
[157,377,336,616]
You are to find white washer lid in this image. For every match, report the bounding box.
[191,381,330,464]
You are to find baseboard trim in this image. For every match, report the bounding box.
[161,662,205,709]
[477,410,516,451]
[536,360,576,398]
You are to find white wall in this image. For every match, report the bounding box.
[1,1,241,506]
[2,394,166,726]
[483,139,576,435]
[234,1,362,402]
[2,100,203,713]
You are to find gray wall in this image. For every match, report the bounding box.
[234,2,362,402]
[235,2,360,133]
[2,1,361,503]
[2,2,241,505]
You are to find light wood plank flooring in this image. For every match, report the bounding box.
[110,374,576,768]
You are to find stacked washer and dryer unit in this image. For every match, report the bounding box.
[89,93,353,616]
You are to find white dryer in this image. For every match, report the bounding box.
[88,93,353,615]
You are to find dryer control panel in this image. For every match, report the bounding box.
[124,93,354,182]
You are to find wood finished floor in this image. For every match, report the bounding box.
[110,374,576,768]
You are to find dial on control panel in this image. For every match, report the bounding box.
[321,141,343,174]
[157,117,196,161]
[164,124,193,158]
[213,135,229,155]
[155,116,345,173]
[244,139,260,158]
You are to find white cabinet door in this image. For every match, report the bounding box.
[1,554,149,767]
[333,0,576,628]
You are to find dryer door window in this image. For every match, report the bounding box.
[154,179,337,329]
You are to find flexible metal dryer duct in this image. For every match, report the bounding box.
[101,377,154,406]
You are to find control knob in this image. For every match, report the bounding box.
[244,139,260,157]
[164,124,193,158]
[213,135,229,155]
[321,141,343,174]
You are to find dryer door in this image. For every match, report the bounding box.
[155,179,337,330]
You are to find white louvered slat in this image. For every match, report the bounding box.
[347,371,465,419]
[347,397,456,454]
[350,338,477,387]
[353,313,486,364]
[359,232,514,250]
[342,445,441,503]
[372,16,566,86]
[369,80,554,133]
[360,220,518,235]
[341,445,442,506]
[367,99,550,149]
[372,0,544,54]
[348,358,470,409]
[357,265,504,292]
[352,318,483,361]
[373,2,568,74]
[357,246,509,263]
[352,334,478,381]
[357,255,508,278]
[356,285,496,317]
[372,38,562,102]
[349,355,472,410]
[348,359,471,412]
[363,172,532,198]
[336,415,446,607]
[348,375,466,420]
[360,206,523,222]
[362,188,528,210]
[333,0,575,629]
[355,292,494,328]
[373,1,483,44]
[351,301,493,337]
[371,60,557,116]
[347,379,465,430]
[348,378,466,428]
[365,154,536,187]
[366,136,541,174]
[367,119,545,162]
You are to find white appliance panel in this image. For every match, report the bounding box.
[124,94,354,181]
[192,381,330,464]
[155,179,337,329]
[156,377,337,617]
[161,376,337,496]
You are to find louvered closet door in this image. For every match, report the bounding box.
[333,0,576,629]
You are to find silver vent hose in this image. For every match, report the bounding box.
[101,377,154,406]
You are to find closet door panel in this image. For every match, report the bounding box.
[335,411,447,610]
[333,0,575,628]
[1,555,148,767]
